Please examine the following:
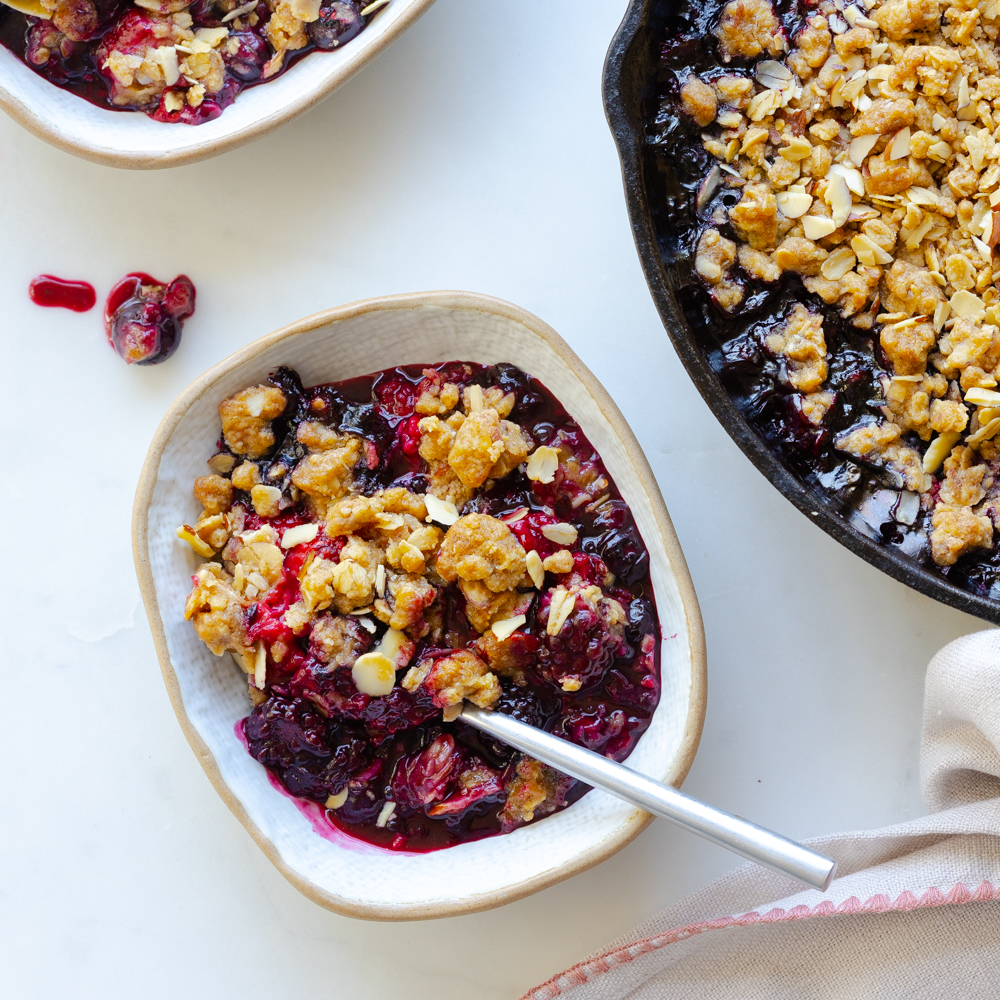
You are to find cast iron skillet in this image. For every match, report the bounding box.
[602,0,1000,625]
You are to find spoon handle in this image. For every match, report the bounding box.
[459,705,837,892]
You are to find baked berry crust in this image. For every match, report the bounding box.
[179,362,662,851]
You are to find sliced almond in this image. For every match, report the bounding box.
[375,800,396,827]
[541,522,579,546]
[546,587,576,637]
[922,433,960,474]
[848,133,878,166]
[820,246,857,280]
[825,173,852,228]
[933,300,951,331]
[927,140,953,161]
[776,190,813,219]
[176,525,215,558]
[967,416,1000,446]
[851,233,892,266]
[780,135,812,161]
[280,522,319,548]
[375,562,386,597]
[950,289,986,320]
[352,651,396,696]
[802,215,837,240]
[972,236,994,264]
[325,788,349,809]
[907,187,939,207]
[464,383,484,413]
[526,549,545,589]
[491,614,527,641]
[526,446,559,483]
[967,132,987,171]
[754,60,793,90]
[888,126,911,160]
[828,163,865,196]
[254,641,267,690]
[378,627,411,667]
[424,493,459,526]
[958,75,971,110]
[739,125,769,154]
[988,211,1000,249]
[965,387,1000,406]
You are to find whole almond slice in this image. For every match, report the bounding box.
[848,133,878,166]
[802,216,837,240]
[776,190,813,219]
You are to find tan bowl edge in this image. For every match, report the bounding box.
[0,0,436,170]
[131,290,708,920]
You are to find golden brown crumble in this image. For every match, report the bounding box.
[766,303,829,391]
[435,513,528,593]
[715,0,785,62]
[498,757,566,827]
[291,434,361,499]
[402,649,502,709]
[184,563,249,656]
[219,385,286,458]
[193,474,233,515]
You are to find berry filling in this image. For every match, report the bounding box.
[179,361,662,851]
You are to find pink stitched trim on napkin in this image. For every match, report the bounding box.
[521,881,1000,1000]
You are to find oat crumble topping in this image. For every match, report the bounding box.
[177,362,661,850]
[678,0,1000,573]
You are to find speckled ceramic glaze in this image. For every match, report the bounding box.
[0,0,436,168]
[133,291,707,919]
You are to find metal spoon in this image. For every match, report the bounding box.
[459,704,837,892]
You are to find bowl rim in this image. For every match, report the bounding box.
[0,0,437,170]
[131,289,708,919]
[602,0,1000,627]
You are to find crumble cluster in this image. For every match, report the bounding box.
[180,367,634,832]
[687,0,1000,566]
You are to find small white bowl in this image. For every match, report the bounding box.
[133,291,706,919]
[0,0,435,168]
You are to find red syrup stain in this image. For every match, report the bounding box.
[29,275,96,312]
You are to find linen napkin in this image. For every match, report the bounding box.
[524,628,1000,999]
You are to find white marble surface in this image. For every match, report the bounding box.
[0,2,985,997]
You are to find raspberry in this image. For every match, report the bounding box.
[374,374,417,416]
[506,509,564,559]
[534,587,627,690]
[391,734,464,811]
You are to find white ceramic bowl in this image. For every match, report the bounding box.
[133,291,707,919]
[0,0,435,168]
